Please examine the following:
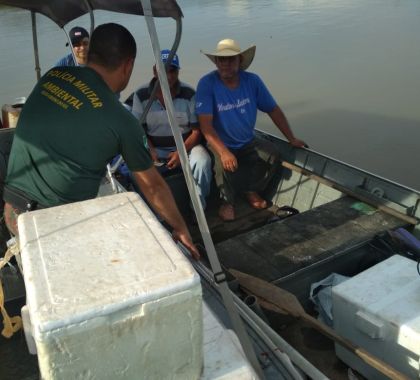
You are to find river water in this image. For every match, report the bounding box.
[1,0,419,190]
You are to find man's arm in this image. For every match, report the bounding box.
[198,114,238,172]
[131,166,200,259]
[268,106,307,148]
[166,128,202,169]
[183,128,202,152]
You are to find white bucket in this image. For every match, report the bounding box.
[1,98,26,128]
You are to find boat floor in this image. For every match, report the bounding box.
[192,195,406,279]
[0,297,38,380]
[190,194,286,244]
[270,316,352,379]
[189,193,407,379]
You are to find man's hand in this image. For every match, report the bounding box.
[172,229,200,260]
[166,151,180,169]
[289,137,308,148]
[220,149,238,172]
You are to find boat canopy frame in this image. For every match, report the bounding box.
[0,0,184,27]
[0,0,266,377]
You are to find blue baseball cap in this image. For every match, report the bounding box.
[160,49,180,69]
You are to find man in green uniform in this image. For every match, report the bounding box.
[3,23,199,259]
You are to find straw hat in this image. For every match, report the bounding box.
[201,39,256,70]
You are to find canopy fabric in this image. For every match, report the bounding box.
[0,0,183,27]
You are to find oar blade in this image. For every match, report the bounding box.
[229,269,305,317]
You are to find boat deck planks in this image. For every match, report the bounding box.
[190,194,279,244]
[212,196,407,283]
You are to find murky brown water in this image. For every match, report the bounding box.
[1,0,419,190]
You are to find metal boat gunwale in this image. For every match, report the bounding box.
[256,131,420,225]
[259,129,419,194]
[1,1,420,379]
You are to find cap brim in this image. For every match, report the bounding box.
[162,62,180,69]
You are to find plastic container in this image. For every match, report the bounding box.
[332,255,420,379]
[18,192,203,380]
[1,98,25,128]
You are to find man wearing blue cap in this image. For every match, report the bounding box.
[128,50,212,209]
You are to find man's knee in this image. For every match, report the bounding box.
[189,145,212,173]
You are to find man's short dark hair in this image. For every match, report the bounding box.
[88,23,136,69]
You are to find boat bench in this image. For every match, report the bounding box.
[215,196,407,283]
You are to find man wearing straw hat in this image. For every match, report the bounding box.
[196,38,306,221]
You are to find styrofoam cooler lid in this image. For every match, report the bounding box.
[333,255,420,352]
[18,192,200,335]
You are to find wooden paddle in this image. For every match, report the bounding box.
[230,269,410,380]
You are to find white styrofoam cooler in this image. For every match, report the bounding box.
[18,192,203,380]
[201,303,257,379]
[332,255,420,379]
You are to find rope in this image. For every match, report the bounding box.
[0,241,22,338]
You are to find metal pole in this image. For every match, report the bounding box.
[140,0,264,378]
[30,11,41,81]
[83,0,95,35]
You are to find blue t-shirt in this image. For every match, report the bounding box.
[55,53,77,67]
[195,70,277,149]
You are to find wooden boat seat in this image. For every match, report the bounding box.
[214,196,408,283]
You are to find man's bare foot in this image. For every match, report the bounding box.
[218,203,235,221]
[244,192,268,210]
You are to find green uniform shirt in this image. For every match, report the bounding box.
[6,66,152,207]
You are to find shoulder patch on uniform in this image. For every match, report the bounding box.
[143,134,149,149]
